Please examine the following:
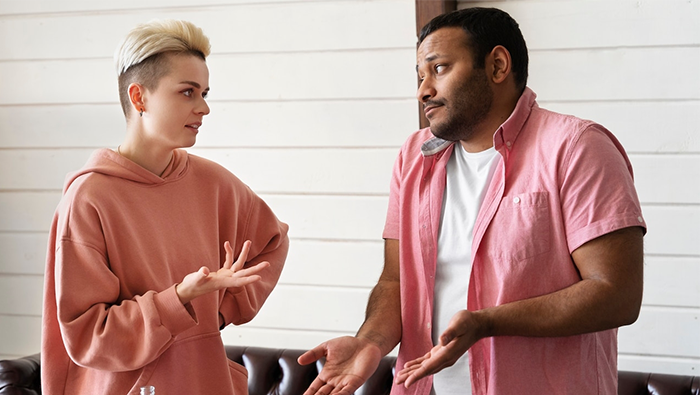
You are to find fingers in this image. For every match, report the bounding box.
[231,240,251,271]
[223,241,234,270]
[233,260,269,279]
[302,379,352,395]
[298,343,327,365]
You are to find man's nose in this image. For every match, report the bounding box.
[416,77,436,103]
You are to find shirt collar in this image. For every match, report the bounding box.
[420,87,537,157]
[493,87,537,152]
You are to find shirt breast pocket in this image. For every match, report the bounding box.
[490,191,551,262]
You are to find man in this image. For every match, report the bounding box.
[299,7,645,395]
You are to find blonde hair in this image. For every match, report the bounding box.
[115,20,211,116]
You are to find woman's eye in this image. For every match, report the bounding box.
[202,91,208,99]
[182,89,193,97]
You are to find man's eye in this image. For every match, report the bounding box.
[435,64,445,73]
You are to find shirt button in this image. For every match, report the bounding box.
[506,141,512,148]
[422,225,427,229]
[513,196,520,204]
[427,323,431,329]
[637,216,643,223]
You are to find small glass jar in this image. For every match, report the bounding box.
[139,385,155,395]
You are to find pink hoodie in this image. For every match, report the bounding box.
[42,149,289,394]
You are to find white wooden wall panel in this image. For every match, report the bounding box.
[0,316,41,357]
[0,1,415,59]
[0,233,48,275]
[541,101,700,153]
[279,240,384,287]
[643,257,700,308]
[463,0,700,49]
[220,326,356,354]
[0,276,42,316]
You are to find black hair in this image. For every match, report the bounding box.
[418,7,529,91]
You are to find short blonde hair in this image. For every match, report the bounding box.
[115,20,211,116]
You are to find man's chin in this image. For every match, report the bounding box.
[429,126,459,142]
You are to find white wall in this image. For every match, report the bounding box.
[456,0,700,376]
[0,0,697,379]
[0,0,417,360]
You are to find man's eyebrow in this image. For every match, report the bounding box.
[416,54,441,72]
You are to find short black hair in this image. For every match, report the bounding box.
[419,7,529,91]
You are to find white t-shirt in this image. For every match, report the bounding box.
[431,144,499,395]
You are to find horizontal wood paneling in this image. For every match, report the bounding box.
[0,233,47,275]
[281,240,384,287]
[460,0,699,49]
[0,0,415,60]
[0,49,418,105]
[220,326,356,354]
[618,354,699,377]
[630,154,700,204]
[0,315,40,356]
[0,0,329,15]
[542,100,700,154]
[0,275,42,315]
[0,192,58,232]
[619,306,700,358]
[244,285,370,332]
[643,256,700,308]
[643,205,700,256]
[528,47,700,102]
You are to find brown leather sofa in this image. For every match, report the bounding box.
[1,345,698,394]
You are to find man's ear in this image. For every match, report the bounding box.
[489,45,512,84]
[128,83,146,115]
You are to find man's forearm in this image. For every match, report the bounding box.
[357,280,402,355]
[474,227,644,339]
[356,238,402,356]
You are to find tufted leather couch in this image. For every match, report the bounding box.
[1,346,698,394]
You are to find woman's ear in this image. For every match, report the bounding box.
[489,45,512,84]
[127,83,146,116]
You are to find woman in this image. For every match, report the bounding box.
[41,20,289,394]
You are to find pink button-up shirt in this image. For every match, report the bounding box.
[383,88,646,395]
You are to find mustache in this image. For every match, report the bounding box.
[423,100,445,108]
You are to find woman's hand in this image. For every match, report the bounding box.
[175,240,270,305]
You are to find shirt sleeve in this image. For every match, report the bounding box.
[218,188,289,327]
[55,232,197,372]
[559,123,647,252]
[383,147,404,240]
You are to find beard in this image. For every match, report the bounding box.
[428,69,493,142]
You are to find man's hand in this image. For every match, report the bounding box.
[395,309,483,388]
[298,336,383,395]
[176,240,270,305]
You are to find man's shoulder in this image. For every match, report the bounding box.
[528,105,602,137]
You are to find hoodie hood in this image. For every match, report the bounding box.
[63,148,189,193]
